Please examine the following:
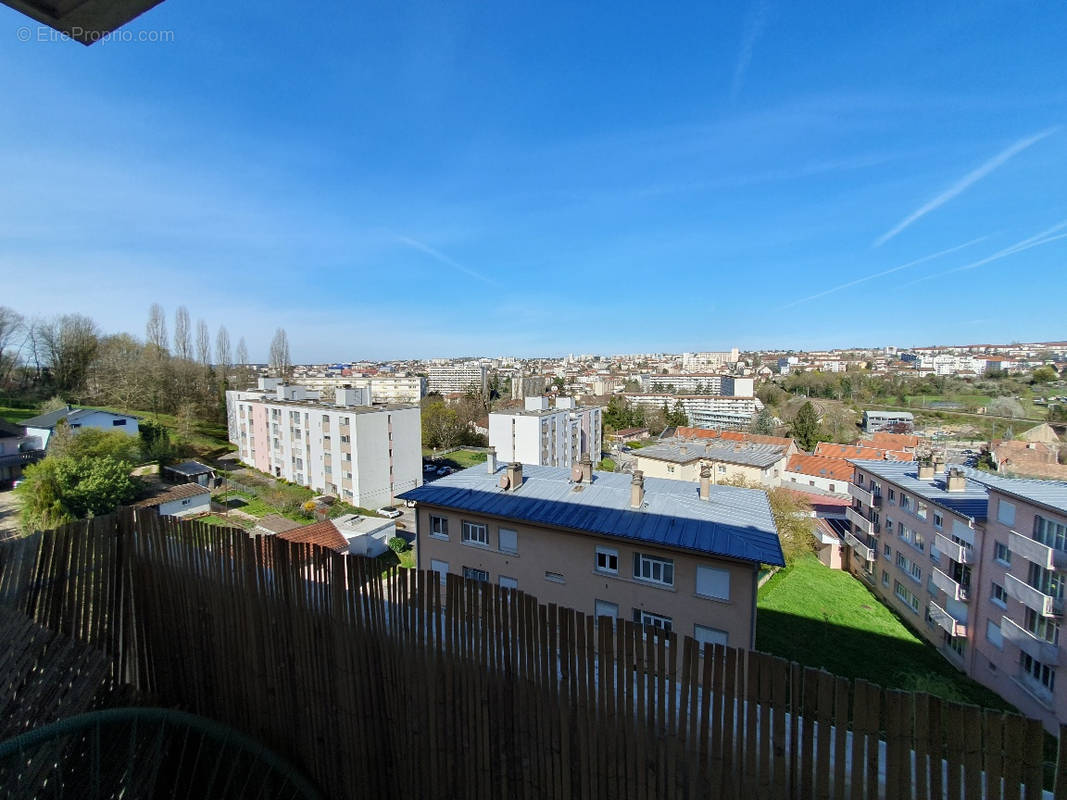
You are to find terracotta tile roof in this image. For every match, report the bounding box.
[814,443,915,462]
[786,454,854,482]
[862,432,921,450]
[676,427,795,449]
[133,483,210,508]
[277,520,348,553]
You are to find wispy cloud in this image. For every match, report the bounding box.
[390,234,498,286]
[872,127,1059,247]
[900,219,1067,287]
[731,0,770,101]
[779,236,988,309]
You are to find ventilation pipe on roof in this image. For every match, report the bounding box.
[486,446,497,474]
[630,470,645,509]
[700,465,711,501]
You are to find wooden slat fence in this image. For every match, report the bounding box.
[0,508,1062,800]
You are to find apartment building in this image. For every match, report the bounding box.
[510,374,547,400]
[428,362,487,395]
[680,349,740,370]
[296,374,426,404]
[862,410,915,433]
[634,439,788,487]
[844,459,1067,732]
[225,384,422,509]
[623,394,761,430]
[489,396,603,468]
[648,374,755,398]
[400,458,784,650]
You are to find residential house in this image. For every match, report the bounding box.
[634,439,788,487]
[277,513,397,558]
[19,406,139,450]
[133,483,211,517]
[782,453,853,495]
[0,419,44,486]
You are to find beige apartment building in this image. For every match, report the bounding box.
[845,459,1067,732]
[400,456,784,650]
[634,439,788,488]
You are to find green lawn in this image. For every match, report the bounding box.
[0,405,38,422]
[196,514,251,530]
[213,490,283,518]
[378,547,415,574]
[757,555,1014,711]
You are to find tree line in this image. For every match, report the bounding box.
[0,304,290,423]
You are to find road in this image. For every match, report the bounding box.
[0,489,20,541]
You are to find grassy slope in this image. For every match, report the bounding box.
[757,555,1013,711]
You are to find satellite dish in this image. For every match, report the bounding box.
[499,474,510,489]
[571,465,583,482]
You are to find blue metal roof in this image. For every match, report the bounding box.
[399,463,784,567]
[961,468,1067,516]
[848,459,990,521]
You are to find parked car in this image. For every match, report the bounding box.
[377,506,402,519]
[423,463,438,473]
[436,466,450,476]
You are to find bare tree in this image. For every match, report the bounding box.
[215,325,232,383]
[269,328,291,380]
[173,306,192,361]
[196,320,211,366]
[235,336,251,389]
[146,303,168,354]
[0,306,25,387]
[37,314,100,396]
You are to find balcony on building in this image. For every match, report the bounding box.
[1004,573,1063,618]
[1008,531,1067,572]
[933,534,972,565]
[931,567,969,603]
[848,482,873,506]
[845,506,874,537]
[1000,615,1061,665]
[844,530,875,562]
[927,601,967,638]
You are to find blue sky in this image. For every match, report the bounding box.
[1,1,1065,361]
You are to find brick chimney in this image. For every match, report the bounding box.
[630,470,645,509]
[486,446,497,474]
[917,461,935,480]
[700,465,711,501]
[580,455,593,483]
[506,462,523,490]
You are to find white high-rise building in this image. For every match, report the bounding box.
[226,383,422,508]
[489,396,603,468]
[428,363,488,395]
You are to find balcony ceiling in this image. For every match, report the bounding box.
[1,0,164,44]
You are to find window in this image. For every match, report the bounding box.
[991,582,1008,608]
[933,512,943,530]
[882,569,889,586]
[994,542,1011,566]
[1021,652,1055,693]
[112,419,127,426]
[498,527,518,554]
[545,571,566,584]
[828,483,836,493]
[695,565,730,600]
[667,465,675,473]
[633,553,674,587]
[986,620,1004,649]
[1025,607,1060,645]
[885,518,894,533]
[340,435,351,443]
[1034,515,1067,553]
[998,499,1016,527]
[633,609,672,632]
[1028,562,1063,599]
[899,524,925,553]
[462,521,488,546]
[893,581,920,614]
[900,495,912,513]
[887,488,895,501]
[430,559,449,585]
[883,543,891,560]
[463,566,489,583]
[917,501,928,521]
[595,546,619,574]
[499,575,518,590]
[594,599,619,621]
[694,624,728,649]
[429,515,449,540]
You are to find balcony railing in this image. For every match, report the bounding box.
[931,567,969,602]
[1009,531,1067,572]
[1000,615,1061,665]
[846,506,874,537]
[0,449,45,468]
[927,601,967,637]
[844,531,875,562]
[933,534,972,565]
[848,483,873,506]
[1004,573,1063,618]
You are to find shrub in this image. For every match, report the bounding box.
[388,536,408,554]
